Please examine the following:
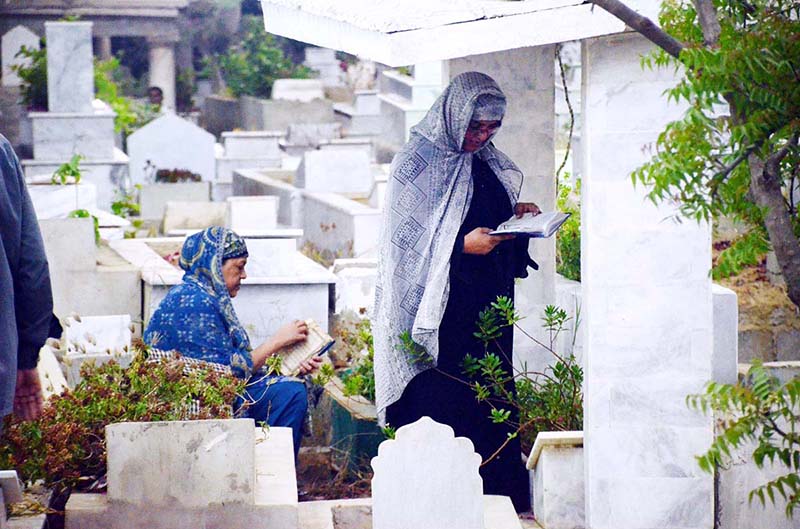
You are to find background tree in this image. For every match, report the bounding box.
[590,0,800,308]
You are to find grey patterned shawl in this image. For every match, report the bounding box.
[373,72,524,422]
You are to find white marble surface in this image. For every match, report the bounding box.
[240,95,335,131]
[215,156,282,184]
[302,191,382,257]
[2,25,39,87]
[303,47,344,87]
[582,33,714,529]
[233,169,304,228]
[712,284,738,384]
[161,200,226,234]
[529,440,584,529]
[222,130,283,158]
[127,113,216,185]
[106,419,256,508]
[45,22,94,113]
[296,149,373,196]
[27,182,98,219]
[31,111,116,161]
[138,182,211,220]
[286,122,342,147]
[332,258,377,315]
[371,417,484,529]
[226,196,279,231]
[271,78,325,102]
[63,314,132,355]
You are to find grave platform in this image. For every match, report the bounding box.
[65,426,298,529]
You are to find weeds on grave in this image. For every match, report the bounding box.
[0,342,245,496]
[460,297,583,455]
[687,362,800,517]
[338,318,376,403]
[556,177,581,282]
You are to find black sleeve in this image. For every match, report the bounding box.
[512,237,538,279]
[4,140,55,369]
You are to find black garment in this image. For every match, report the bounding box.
[0,134,56,417]
[386,156,532,512]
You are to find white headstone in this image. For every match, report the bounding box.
[286,122,341,147]
[271,79,324,102]
[106,419,255,508]
[64,314,132,355]
[222,131,282,159]
[2,25,40,87]
[296,149,373,196]
[371,417,484,529]
[127,113,216,185]
[226,196,279,231]
[45,22,94,113]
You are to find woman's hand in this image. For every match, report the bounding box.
[297,355,324,376]
[463,227,514,255]
[271,320,309,350]
[514,202,541,218]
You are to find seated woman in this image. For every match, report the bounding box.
[143,226,322,455]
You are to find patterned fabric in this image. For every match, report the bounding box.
[144,226,254,378]
[373,72,524,422]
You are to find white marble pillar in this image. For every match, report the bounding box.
[581,33,714,529]
[449,46,557,374]
[45,21,94,113]
[148,39,176,111]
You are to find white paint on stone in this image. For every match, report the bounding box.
[286,123,342,147]
[2,25,39,87]
[138,182,211,220]
[233,169,304,228]
[226,196,279,231]
[222,131,283,159]
[332,258,377,315]
[371,417,483,529]
[296,149,372,196]
[161,200,226,234]
[106,419,256,508]
[302,191,381,257]
[63,314,132,355]
[712,284,738,384]
[581,33,713,529]
[45,22,94,113]
[303,47,344,87]
[127,113,216,185]
[526,432,584,529]
[27,182,98,219]
[271,79,325,102]
[148,42,176,111]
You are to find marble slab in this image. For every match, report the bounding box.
[45,22,94,113]
[296,149,372,196]
[371,417,483,529]
[272,78,325,102]
[2,25,40,87]
[226,196,279,231]
[127,113,216,185]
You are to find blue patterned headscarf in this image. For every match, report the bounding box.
[179,226,250,351]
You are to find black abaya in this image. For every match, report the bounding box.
[385,155,533,512]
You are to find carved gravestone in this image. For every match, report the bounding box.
[2,25,39,87]
[371,416,483,529]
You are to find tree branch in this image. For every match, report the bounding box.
[692,0,722,46]
[588,0,685,59]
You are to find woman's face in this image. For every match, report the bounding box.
[222,257,247,297]
[462,119,501,152]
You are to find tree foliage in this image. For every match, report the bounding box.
[688,362,800,517]
[218,16,311,98]
[594,0,800,303]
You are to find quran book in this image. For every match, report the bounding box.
[277,319,335,376]
[489,211,571,238]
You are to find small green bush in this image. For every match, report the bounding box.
[338,318,375,403]
[219,16,311,99]
[556,178,581,282]
[12,43,47,110]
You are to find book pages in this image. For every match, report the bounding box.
[277,319,334,376]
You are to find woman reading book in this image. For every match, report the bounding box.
[374,72,540,512]
[143,226,322,456]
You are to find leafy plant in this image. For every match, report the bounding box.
[11,43,47,110]
[687,361,800,517]
[0,345,246,494]
[713,226,771,279]
[94,57,159,135]
[556,177,581,282]
[110,185,141,218]
[339,319,376,403]
[461,297,583,454]
[51,154,84,186]
[218,16,311,98]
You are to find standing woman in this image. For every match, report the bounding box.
[373,72,539,511]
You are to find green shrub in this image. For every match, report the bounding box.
[339,319,376,403]
[12,43,47,110]
[556,178,581,282]
[0,346,245,493]
[218,16,311,99]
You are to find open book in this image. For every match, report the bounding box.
[489,211,571,238]
[275,320,335,376]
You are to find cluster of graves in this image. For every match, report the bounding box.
[1,13,798,529]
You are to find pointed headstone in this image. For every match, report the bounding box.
[2,25,40,87]
[371,416,484,529]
